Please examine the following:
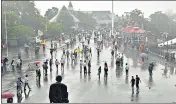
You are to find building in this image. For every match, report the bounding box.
[85,11,118,27]
[50,1,118,28]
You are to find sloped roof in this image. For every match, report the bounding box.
[50,5,80,23]
[61,5,67,11]
[68,1,73,8]
[68,11,80,22]
[88,11,118,21]
[49,10,61,22]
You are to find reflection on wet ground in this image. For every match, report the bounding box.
[2,40,176,103]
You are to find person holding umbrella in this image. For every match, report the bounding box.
[2,92,14,103]
[140,53,147,63]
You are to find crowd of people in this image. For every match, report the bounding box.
[2,28,172,103]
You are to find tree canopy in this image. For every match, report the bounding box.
[44,7,59,20]
[116,8,176,39]
[2,1,46,43]
[47,22,62,36]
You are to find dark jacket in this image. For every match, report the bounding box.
[49,82,69,103]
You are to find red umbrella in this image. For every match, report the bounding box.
[121,26,134,33]
[133,27,145,33]
[36,61,40,64]
[1,92,14,99]
[121,26,145,33]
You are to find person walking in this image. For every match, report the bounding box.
[60,58,65,71]
[83,60,87,75]
[36,69,41,83]
[89,48,92,56]
[20,58,22,69]
[80,60,83,73]
[1,61,4,74]
[43,62,48,76]
[104,62,108,77]
[120,54,123,67]
[50,49,53,57]
[97,66,101,79]
[24,75,31,91]
[66,50,70,61]
[49,59,53,72]
[88,60,91,73]
[49,75,69,103]
[72,53,75,64]
[11,60,15,71]
[55,59,59,71]
[17,77,23,94]
[125,63,129,76]
[130,76,135,93]
[135,75,141,92]
[16,58,21,70]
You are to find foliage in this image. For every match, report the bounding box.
[1,11,20,39]
[8,25,36,39]
[2,1,46,43]
[56,6,75,31]
[74,11,96,29]
[47,22,62,36]
[116,8,176,38]
[44,7,59,20]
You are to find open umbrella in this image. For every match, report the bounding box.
[133,27,145,33]
[121,26,134,33]
[2,92,14,99]
[121,26,145,33]
[140,53,147,57]
[75,49,78,53]
[35,61,40,64]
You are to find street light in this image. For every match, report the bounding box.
[163,32,169,61]
[111,0,114,37]
[4,11,8,57]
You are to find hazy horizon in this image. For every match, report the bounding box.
[35,1,176,18]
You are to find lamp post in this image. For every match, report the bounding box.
[5,11,8,57]
[163,32,168,61]
[111,0,114,37]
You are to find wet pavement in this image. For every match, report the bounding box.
[2,39,176,103]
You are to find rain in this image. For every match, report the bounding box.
[1,1,176,103]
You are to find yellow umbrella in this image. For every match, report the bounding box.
[79,49,82,53]
[41,40,46,44]
[75,49,78,53]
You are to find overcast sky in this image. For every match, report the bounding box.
[35,1,176,18]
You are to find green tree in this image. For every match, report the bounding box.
[8,25,36,39]
[129,9,144,27]
[56,6,74,31]
[75,11,96,29]
[47,22,62,36]
[1,11,20,40]
[2,1,46,42]
[44,7,59,20]
[149,11,170,33]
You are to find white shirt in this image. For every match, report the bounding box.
[25,77,28,83]
[55,60,59,65]
[125,65,129,70]
[60,59,64,64]
[72,55,75,60]
[83,62,87,67]
[17,59,20,64]
[80,61,83,66]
